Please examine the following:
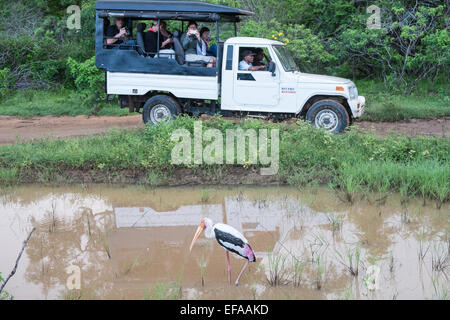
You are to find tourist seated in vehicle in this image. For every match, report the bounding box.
[181,21,216,67]
[144,21,174,57]
[150,21,174,50]
[239,50,266,71]
[197,27,216,57]
[105,17,136,49]
[196,27,217,66]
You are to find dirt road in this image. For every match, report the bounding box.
[0,115,145,145]
[0,115,448,145]
[355,117,449,138]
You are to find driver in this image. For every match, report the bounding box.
[253,48,271,69]
[239,50,266,71]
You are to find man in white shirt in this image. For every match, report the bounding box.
[239,50,266,71]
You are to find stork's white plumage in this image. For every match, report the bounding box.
[190,218,256,286]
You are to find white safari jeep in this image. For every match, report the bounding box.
[95,0,365,133]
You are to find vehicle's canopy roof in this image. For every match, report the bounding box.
[226,37,284,46]
[96,0,254,22]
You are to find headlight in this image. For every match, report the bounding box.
[349,85,358,100]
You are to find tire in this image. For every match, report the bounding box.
[306,100,350,134]
[142,95,181,125]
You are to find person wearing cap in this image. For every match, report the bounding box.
[239,50,266,71]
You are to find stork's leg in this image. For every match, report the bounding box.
[226,251,231,285]
[235,260,249,286]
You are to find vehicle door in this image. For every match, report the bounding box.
[233,46,280,108]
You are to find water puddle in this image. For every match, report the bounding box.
[0,185,448,300]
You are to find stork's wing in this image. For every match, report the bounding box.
[214,224,255,261]
[214,223,248,243]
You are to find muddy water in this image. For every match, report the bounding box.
[0,185,448,300]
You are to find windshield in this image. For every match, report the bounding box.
[273,45,299,72]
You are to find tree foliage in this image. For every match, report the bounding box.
[0,0,448,95]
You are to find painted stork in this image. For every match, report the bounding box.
[189,218,256,286]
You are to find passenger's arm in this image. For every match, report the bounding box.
[106,28,126,45]
[161,38,173,49]
[106,35,120,45]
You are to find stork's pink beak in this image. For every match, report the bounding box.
[190,222,206,252]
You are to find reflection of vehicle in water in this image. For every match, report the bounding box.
[110,197,335,288]
[95,1,365,133]
[112,198,332,254]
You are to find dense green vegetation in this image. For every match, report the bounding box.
[0,117,448,205]
[0,0,448,118]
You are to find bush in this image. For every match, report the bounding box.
[0,0,448,95]
[237,0,449,89]
[0,0,95,91]
[0,68,15,99]
[66,57,104,94]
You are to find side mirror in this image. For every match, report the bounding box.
[268,61,276,76]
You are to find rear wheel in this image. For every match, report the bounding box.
[142,95,181,125]
[306,100,349,134]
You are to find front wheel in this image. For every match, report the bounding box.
[142,95,181,125]
[306,100,350,134]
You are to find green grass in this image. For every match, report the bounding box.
[0,116,448,204]
[291,257,306,287]
[0,272,12,300]
[0,168,18,186]
[432,277,449,300]
[335,246,361,276]
[143,281,181,300]
[0,89,132,117]
[266,251,288,286]
[356,80,450,122]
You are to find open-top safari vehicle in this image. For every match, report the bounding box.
[95,0,365,133]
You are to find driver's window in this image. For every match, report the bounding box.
[238,47,272,72]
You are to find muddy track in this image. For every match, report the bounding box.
[0,115,145,145]
[354,117,450,138]
[0,115,448,145]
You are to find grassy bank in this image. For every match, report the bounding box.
[0,116,448,206]
[0,80,448,121]
[0,89,131,117]
[357,80,450,122]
